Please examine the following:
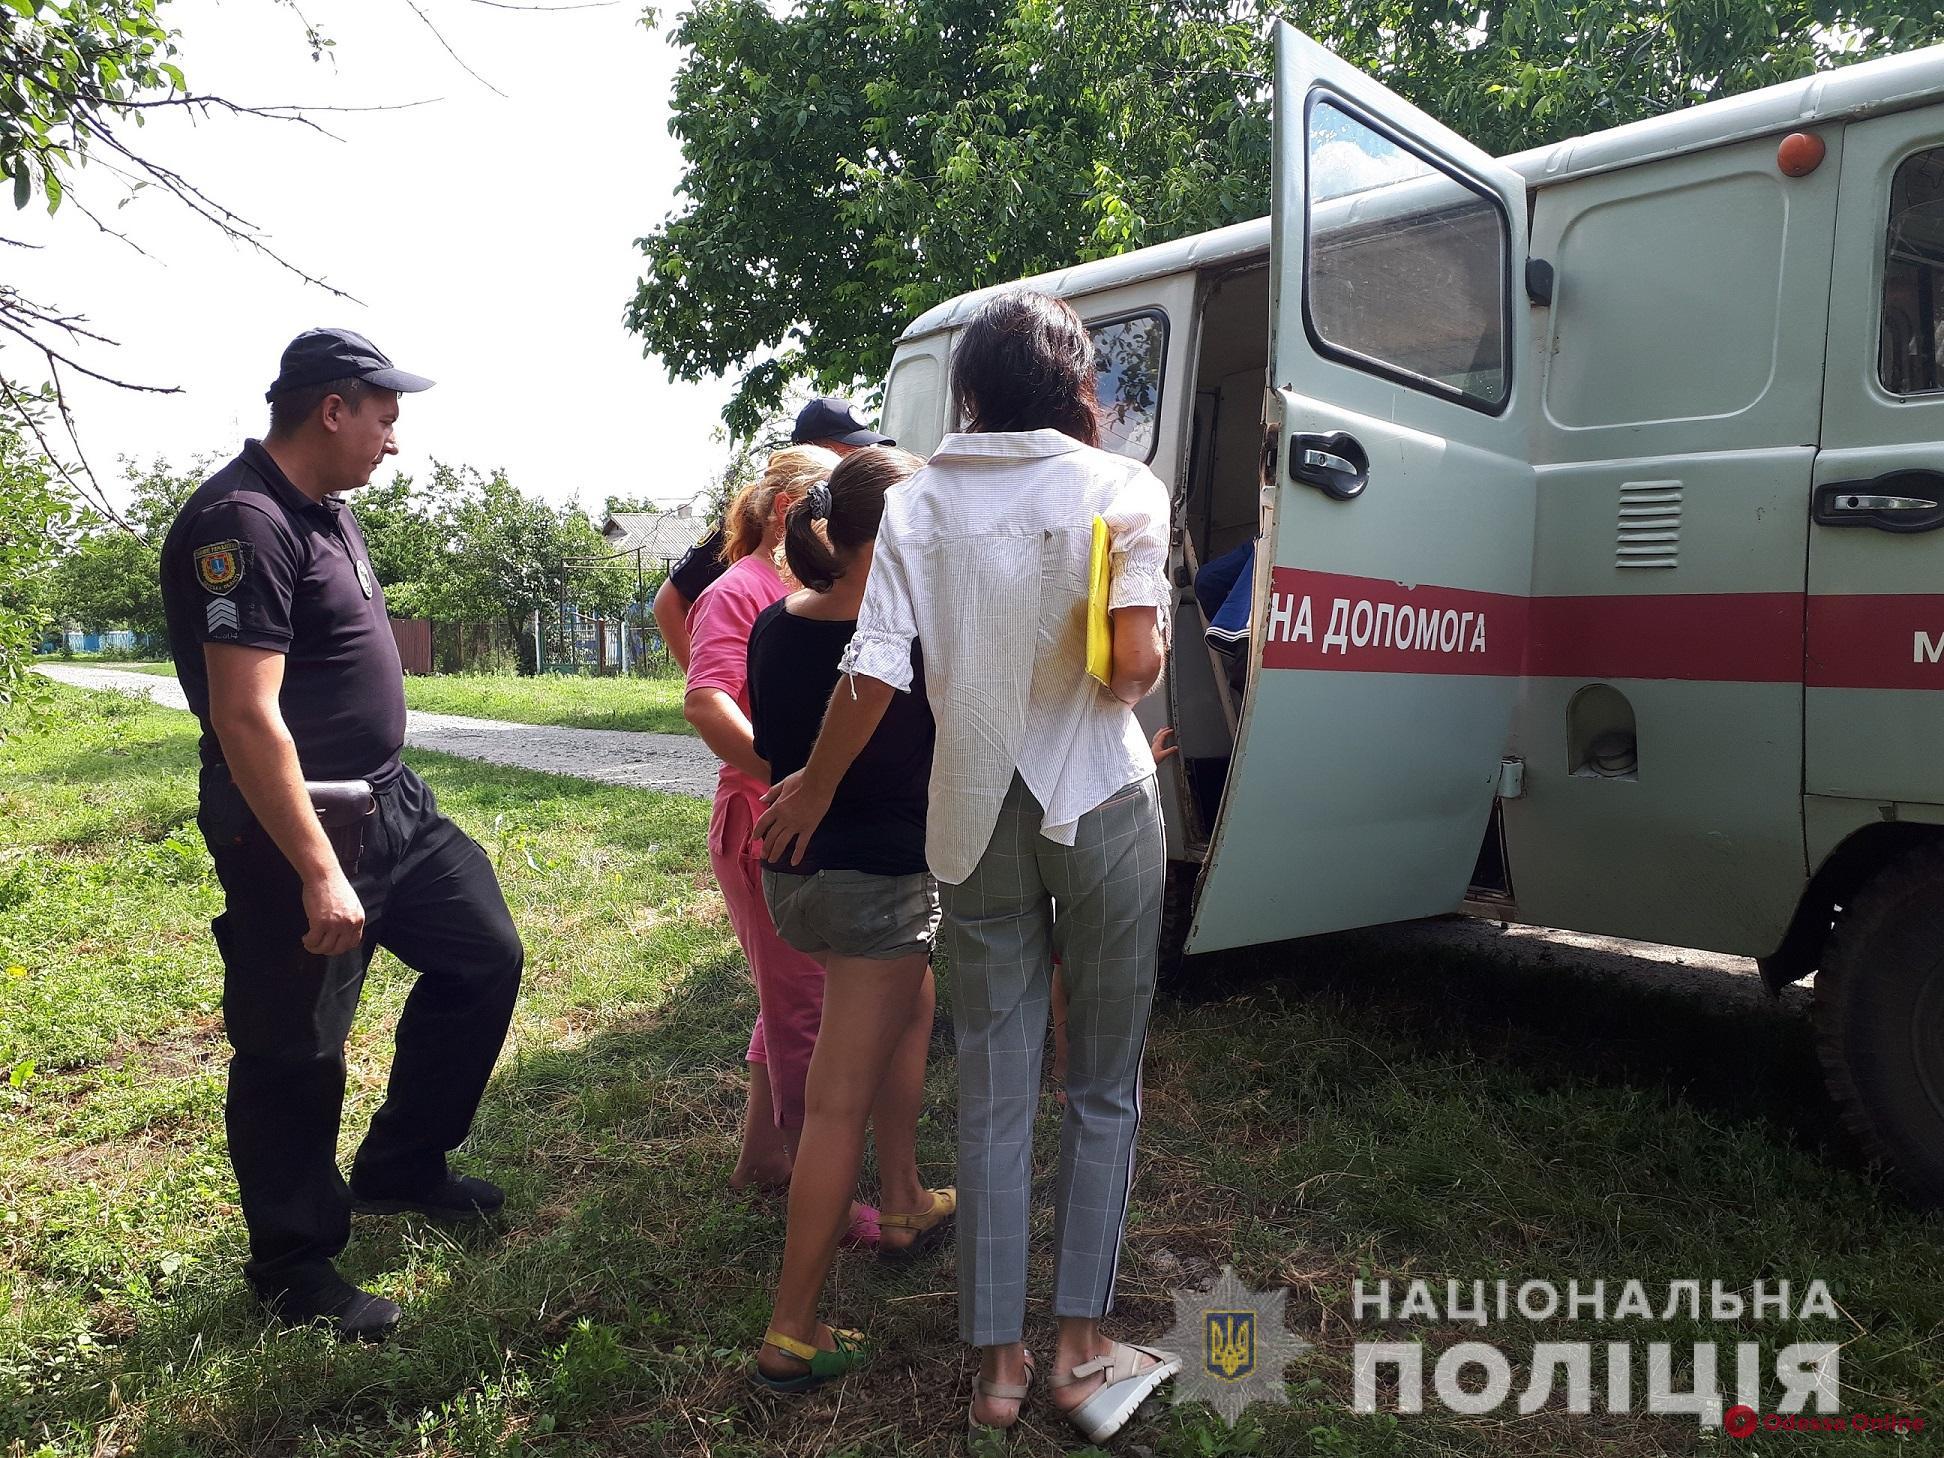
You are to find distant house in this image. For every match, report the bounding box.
[599,505,714,569]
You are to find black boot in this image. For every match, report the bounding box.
[256,1268,401,1341]
[349,1169,505,1222]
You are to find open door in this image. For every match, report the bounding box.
[1187,23,1537,954]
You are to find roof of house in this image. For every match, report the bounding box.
[900,41,1944,342]
[601,511,713,561]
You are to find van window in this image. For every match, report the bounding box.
[1882,146,1944,396]
[881,350,943,457]
[1305,96,1508,412]
[1090,312,1167,461]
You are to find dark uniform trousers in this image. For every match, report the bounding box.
[200,763,523,1293]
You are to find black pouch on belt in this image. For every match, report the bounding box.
[306,779,377,876]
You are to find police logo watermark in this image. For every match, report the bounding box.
[1160,1266,1309,1425]
[194,540,248,595]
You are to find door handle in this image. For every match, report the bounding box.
[1812,471,1944,534]
[1288,431,1369,501]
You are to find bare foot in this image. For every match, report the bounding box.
[729,1157,793,1192]
[970,1347,1034,1429]
[875,1186,933,1253]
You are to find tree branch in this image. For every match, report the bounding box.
[404,0,509,97]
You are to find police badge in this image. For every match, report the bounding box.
[194,540,249,595]
[1160,1265,1310,1426]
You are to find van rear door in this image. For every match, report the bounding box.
[1188,23,1537,953]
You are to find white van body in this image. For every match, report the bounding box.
[878,29,1944,1200]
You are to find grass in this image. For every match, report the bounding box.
[1,685,1940,1457]
[42,661,697,736]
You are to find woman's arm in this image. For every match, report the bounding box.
[653,578,694,671]
[684,687,768,782]
[1109,605,1165,705]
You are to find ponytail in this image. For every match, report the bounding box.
[784,447,924,591]
[720,445,839,564]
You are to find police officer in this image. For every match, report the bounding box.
[650,397,892,667]
[160,328,524,1339]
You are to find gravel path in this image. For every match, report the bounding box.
[33,664,1769,993]
[33,663,718,799]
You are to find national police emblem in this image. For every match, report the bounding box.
[1206,1310,1256,1382]
[1160,1265,1309,1426]
[194,540,248,596]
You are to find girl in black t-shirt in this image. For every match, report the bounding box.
[747,447,953,1392]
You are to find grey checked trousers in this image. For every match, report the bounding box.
[941,771,1165,1346]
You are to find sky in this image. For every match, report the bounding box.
[7,0,738,515]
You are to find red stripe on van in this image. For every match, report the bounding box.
[1524,591,1802,683]
[1257,569,1526,675]
[1806,594,1944,690]
[1260,569,1944,688]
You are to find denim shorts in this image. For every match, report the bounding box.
[761,867,941,961]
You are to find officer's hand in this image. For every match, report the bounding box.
[302,868,366,957]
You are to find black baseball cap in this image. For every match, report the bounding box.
[791,396,893,448]
[265,327,435,401]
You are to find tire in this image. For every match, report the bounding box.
[1814,841,1944,1206]
[1155,860,1200,997]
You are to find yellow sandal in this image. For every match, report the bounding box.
[877,1186,957,1261]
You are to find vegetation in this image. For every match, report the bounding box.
[0,423,71,723]
[29,455,645,677]
[3,685,1940,1455]
[630,0,1944,430]
[352,465,644,673]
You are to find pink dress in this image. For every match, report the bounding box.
[686,554,826,1128]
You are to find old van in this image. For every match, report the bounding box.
[876,25,1944,1201]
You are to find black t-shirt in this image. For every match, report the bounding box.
[160,440,408,789]
[747,599,934,876]
[668,524,727,603]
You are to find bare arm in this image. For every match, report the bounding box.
[684,686,769,782]
[653,578,694,671]
[204,642,365,956]
[1109,605,1166,706]
[753,673,895,866]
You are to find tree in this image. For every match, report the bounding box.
[0,419,72,723]
[628,0,1944,430]
[44,456,203,645]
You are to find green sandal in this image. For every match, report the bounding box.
[753,1325,871,1393]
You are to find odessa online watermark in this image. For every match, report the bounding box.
[1162,1272,1924,1436]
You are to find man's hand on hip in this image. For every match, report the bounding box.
[302,865,366,956]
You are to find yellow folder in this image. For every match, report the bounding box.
[1086,515,1112,686]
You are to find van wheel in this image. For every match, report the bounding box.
[1156,862,1199,997]
[1814,842,1944,1206]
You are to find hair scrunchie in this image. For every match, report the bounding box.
[805,481,834,522]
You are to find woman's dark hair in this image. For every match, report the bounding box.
[784,446,924,592]
[949,289,1101,446]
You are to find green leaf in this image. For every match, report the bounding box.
[12,166,29,211]
[8,1058,34,1089]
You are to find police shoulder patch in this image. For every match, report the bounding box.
[194,540,250,596]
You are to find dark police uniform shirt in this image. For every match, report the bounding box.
[160,440,407,789]
[667,524,727,604]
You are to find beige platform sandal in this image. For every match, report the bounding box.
[966,1349,1034,1447]
[1047,1339,1182,1445]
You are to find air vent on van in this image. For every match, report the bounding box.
[1616,481,1682,569]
